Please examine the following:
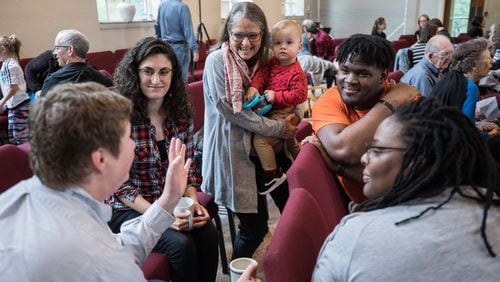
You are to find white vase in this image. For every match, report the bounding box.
[117,2,136,22]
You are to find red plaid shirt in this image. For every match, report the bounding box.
[106,119,200,211]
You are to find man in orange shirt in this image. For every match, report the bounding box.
[311,34,420,203]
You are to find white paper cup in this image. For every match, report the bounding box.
[174,197,194,230]
[229,257,257,282]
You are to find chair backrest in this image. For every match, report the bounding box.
[19,57,33,72]
[263,187,330,282]
[387,70,404,83]
[87,51,118,76]
[296,120,312,142]
[455,33,472,43]
[186,80,205,132]
[0,144,33,193]
[332,38,347,59]
[391,39,411,54]
[141,252,171,280]
[398,34,417,46]
[114,48,129,65]
[287,143,348,228]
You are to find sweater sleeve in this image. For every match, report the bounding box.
[273,65,308,108]
[461,80,479,122]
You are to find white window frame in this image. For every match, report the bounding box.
[221,0,254,19]
[96,0,162,23]
[282,0,305,17]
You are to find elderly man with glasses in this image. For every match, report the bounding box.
[39,29,113,97]
[401,35,454,97]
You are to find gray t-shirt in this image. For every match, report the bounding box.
[313,187,500,282]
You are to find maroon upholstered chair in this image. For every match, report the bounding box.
[0,113,7,145]
[263,187,331,282]
[286,143,349,228]
[398,34,417,46]
[387,70,404,83]
[454,33,472,44]
[0,144,32,193]
[332,38,347,59]
[141,252,171,280]
[391,39,411,54]
[190,41,210,81]
[87,51,118,76]
[296,120,312,143]
[186,80,230,273]
[186,80,204,132]
[19,57,33,72]
[114,48,129,64]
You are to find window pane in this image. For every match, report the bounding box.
[96,0,159,22]
[283,0,304,17]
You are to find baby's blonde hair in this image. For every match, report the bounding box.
[271,20,302,38]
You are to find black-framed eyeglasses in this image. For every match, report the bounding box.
[138,67,173,79]
[53,45,70,51]
[364,144,406,163]
[230,32,262,43]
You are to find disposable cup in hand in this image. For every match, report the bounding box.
[229,257,257,282]
[174,197,194,230]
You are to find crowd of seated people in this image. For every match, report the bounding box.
[1,2,500,281]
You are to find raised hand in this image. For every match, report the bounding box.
[158,137,192,214]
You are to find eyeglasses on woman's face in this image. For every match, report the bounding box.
[364,144,406,164]
[230,31,262,43]
[138,67,173,79]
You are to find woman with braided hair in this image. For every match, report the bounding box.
[313,98,500,281]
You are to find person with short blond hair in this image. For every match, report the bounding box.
[0,82,190,281]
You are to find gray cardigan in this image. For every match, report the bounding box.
[201,49,285,213]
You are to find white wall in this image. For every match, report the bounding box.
[484,0,500,30]
[0,0,221,58]
[320,0,445,40]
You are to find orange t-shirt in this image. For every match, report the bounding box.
[311,83,389,203]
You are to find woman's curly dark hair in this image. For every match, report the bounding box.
[114,37,192,124]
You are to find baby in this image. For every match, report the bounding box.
[246,20,308,195]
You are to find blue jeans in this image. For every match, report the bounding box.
[171,43,191,83]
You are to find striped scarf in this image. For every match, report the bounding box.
[222,42,259,114]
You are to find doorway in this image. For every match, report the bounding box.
[444,0,485,36]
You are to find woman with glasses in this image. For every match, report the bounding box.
[202,2,298,259]
[430,38,496,125]
[414,14,430,39]
[107,37,218,282]
[313,98,500,281]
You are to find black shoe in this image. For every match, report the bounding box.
[259,172,287,195]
